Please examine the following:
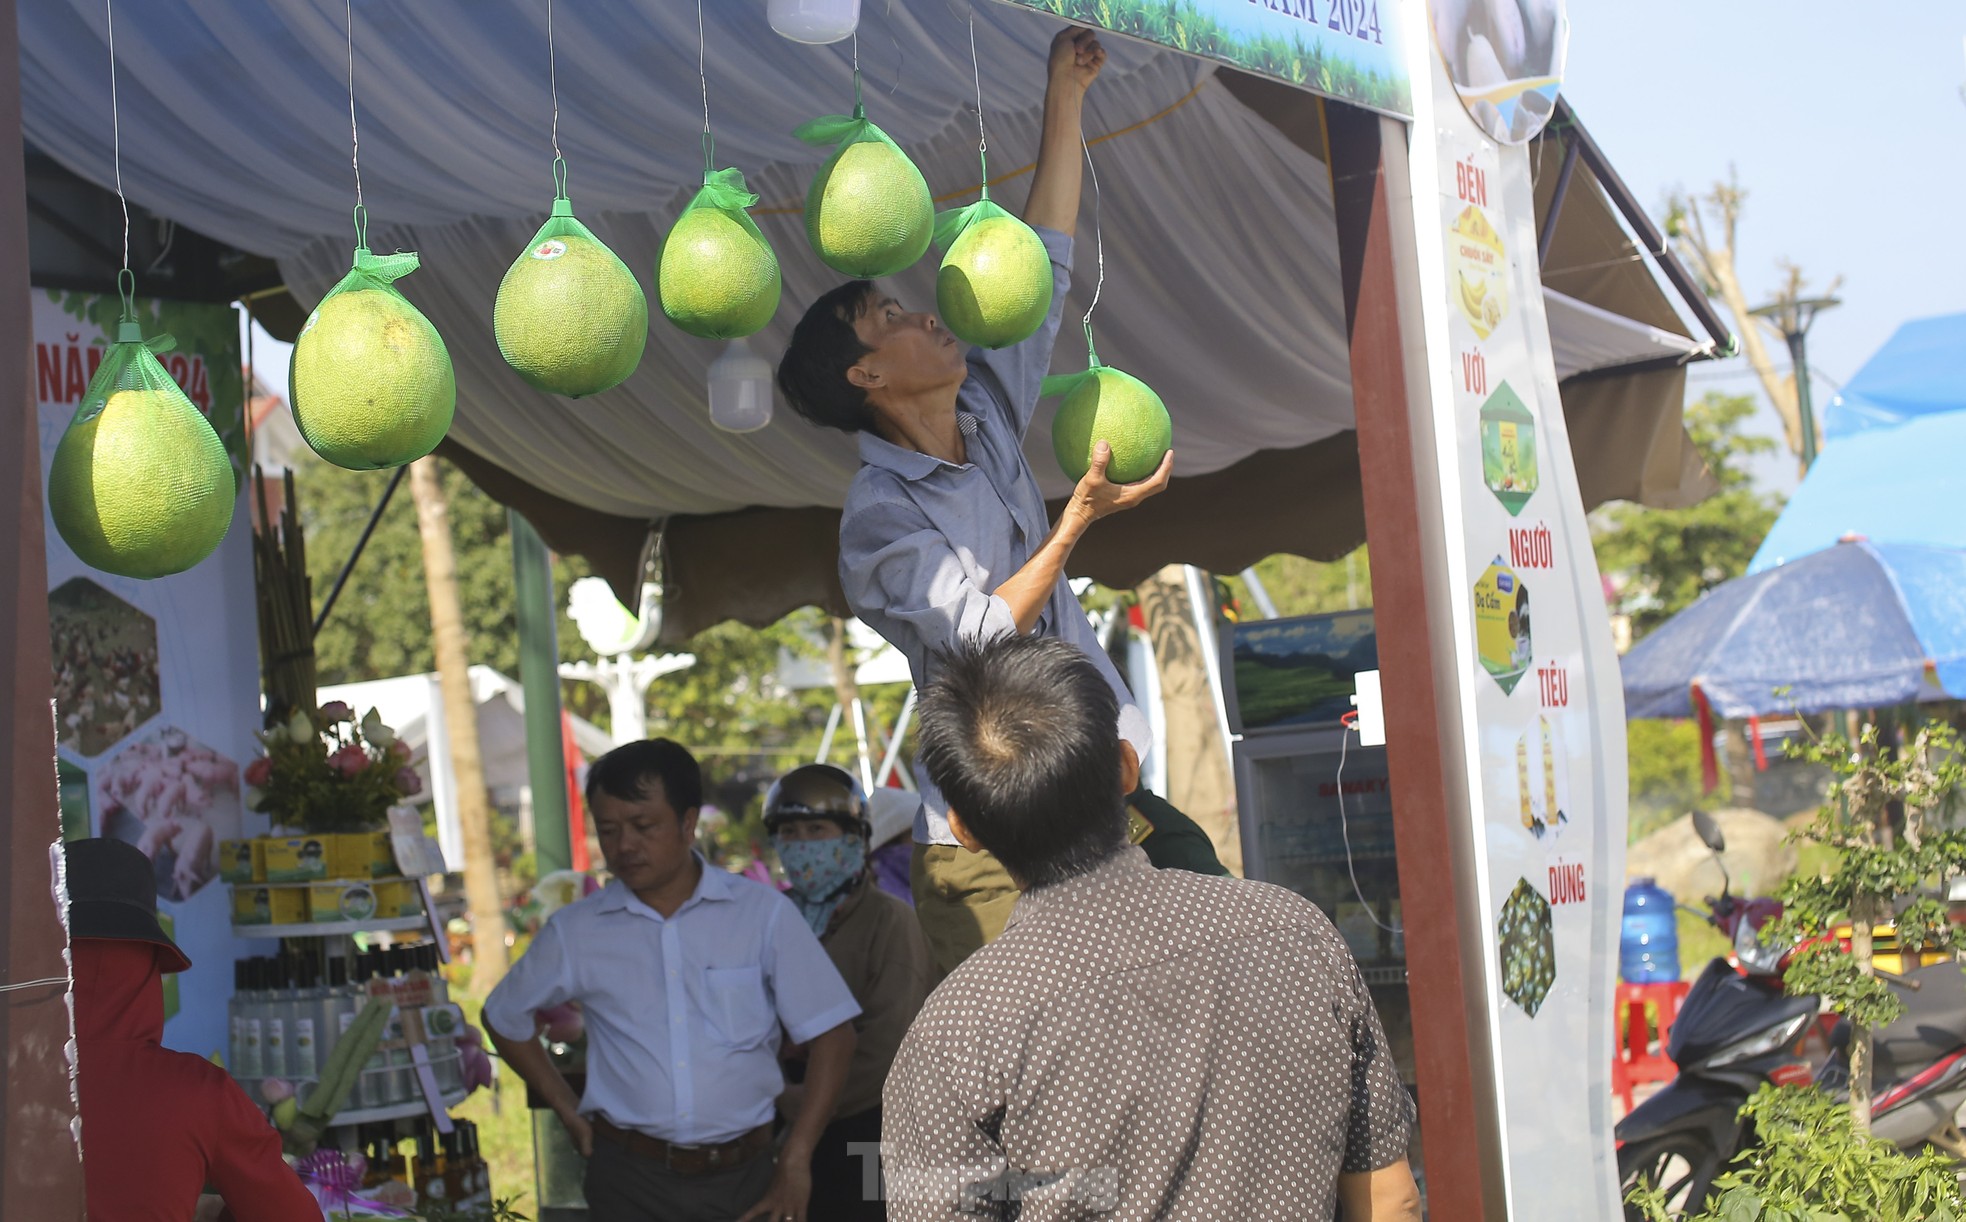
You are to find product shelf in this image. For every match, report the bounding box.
[231,914,430,939]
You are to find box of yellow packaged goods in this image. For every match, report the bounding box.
[308,882,379,925]
[330,832,397,880]
[372,880,424,919]
[264,837,330,883]
[233,886,273,926]
[218,840,259,884]
[270,887,307,925]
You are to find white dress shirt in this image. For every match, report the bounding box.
[484,856,861,1144]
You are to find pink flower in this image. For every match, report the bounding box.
[318,701,353,724]
[394,766,423,796]
[243,756,273,787]
[329,745,369,778]
[388,740,412,762]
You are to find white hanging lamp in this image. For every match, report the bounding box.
[768,0,859,45]
[708,338,775,433]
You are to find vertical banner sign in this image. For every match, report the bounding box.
[1425,45,1625,1216]
[994,0,1415,118]
[35,290,264,1062]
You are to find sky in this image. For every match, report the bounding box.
[1561,1,1966,495]
[241,3,1966,499]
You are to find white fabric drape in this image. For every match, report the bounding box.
[22,0,1689,521]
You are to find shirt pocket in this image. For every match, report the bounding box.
[702,965,775,1050]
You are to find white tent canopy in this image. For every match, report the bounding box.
[22,1,1705,626]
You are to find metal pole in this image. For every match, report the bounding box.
[1787,328,1818,469]
[313,464,407,635]
[510,511,572,875]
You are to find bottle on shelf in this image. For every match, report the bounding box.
[230,958,264,1079]
[262,957,288,1081]
[287,956,321,1083]
[346,951,388,1109]
[413,1126,449,1210]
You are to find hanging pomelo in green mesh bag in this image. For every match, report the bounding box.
[48,313,235,579]
[796,106,933,279]
[658,168,781,340]
[934,193,1053,350]
[290,227,455,471]
[495,171,648,398]
[1045,338,1172,485]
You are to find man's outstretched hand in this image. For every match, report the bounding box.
[1049,27,1106,95]
[1068,442,1174,527]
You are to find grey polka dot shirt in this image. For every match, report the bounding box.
[882,847,1415,1219]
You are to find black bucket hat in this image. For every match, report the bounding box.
[65,838,192,973]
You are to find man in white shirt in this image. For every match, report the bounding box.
[487,739,861,1222]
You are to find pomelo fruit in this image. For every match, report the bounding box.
[805,140,933,278]
[659,208,781,340]
[290,288,455,470]
[937,214,1052,349]
[1050,366,1173,485]
[495,231,648,397]
[49,385,235,578]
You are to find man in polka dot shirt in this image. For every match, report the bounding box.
[881,635,1422,1220]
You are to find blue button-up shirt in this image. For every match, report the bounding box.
[483,858,860,1144]
[837,227,1150,846]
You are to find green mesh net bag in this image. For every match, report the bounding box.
[1044,329,1172,485]
[934,192,1053,350]
[495,168,649,398]
[290,225,456,471]
[48,311,235,579]
[659,168,782,340]
[796,105,933,279]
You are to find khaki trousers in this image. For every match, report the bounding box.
[910,842,1020,978]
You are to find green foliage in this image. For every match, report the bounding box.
[1220,547,1372,619]
[1769,722,1966,1070]
[301,455,597,694]
[1593,393,1783,641]
[1627,1085,1964,1222]
[1628,718,1731,842]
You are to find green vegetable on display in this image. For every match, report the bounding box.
[47,320,235,579]
[495,184,648,398]
[933,194,1053,350]
[658,168,781,340]
[796,107,934,279]
[290,239,455,471]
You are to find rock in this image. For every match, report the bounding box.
[1625,808,1798,905]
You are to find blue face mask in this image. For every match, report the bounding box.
[774,835,867,936]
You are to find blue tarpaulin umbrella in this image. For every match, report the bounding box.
[1622,539,1966,720]
[1752,313,1966,571]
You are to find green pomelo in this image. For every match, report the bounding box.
[937,215,1052,349]
[1051,367,1173,485]
[659,209,781,340]
[805,140,933,278]
[495,232,649,397]
[49,386,235,578]
[291,288,455,470]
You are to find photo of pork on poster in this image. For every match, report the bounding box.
[49,576,161,757]
[94,727,242,901]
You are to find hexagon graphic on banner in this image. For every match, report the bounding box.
[1479,382,1539,516]
[1473,560,1532,694]
[1498,877,1555,1017]
[49,577,161,758]
[94,726,241,903]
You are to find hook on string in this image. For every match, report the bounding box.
[553,155,569,202]
[351,204,369,251]
[117,268,136,322]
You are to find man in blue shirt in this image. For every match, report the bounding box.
[487,739,860,1222]
[777,27,1179,978]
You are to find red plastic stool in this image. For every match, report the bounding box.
[1613,980,1691,1112]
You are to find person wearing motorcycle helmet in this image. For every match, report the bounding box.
[766,765,933,1221]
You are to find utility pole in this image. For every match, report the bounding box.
[1750,284,1841,471]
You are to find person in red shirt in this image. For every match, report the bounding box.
[68,837,320,1221]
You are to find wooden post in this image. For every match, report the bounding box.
[1325,99,1507,1219]
[0,0,87,1205]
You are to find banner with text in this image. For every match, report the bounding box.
[1425,45,1625,1215]
[36,289,266,1063]
[996,0,1414,117]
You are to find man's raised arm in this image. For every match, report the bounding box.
[1022,28,1106,238]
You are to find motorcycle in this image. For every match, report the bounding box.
[1619,811,1966,1219]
